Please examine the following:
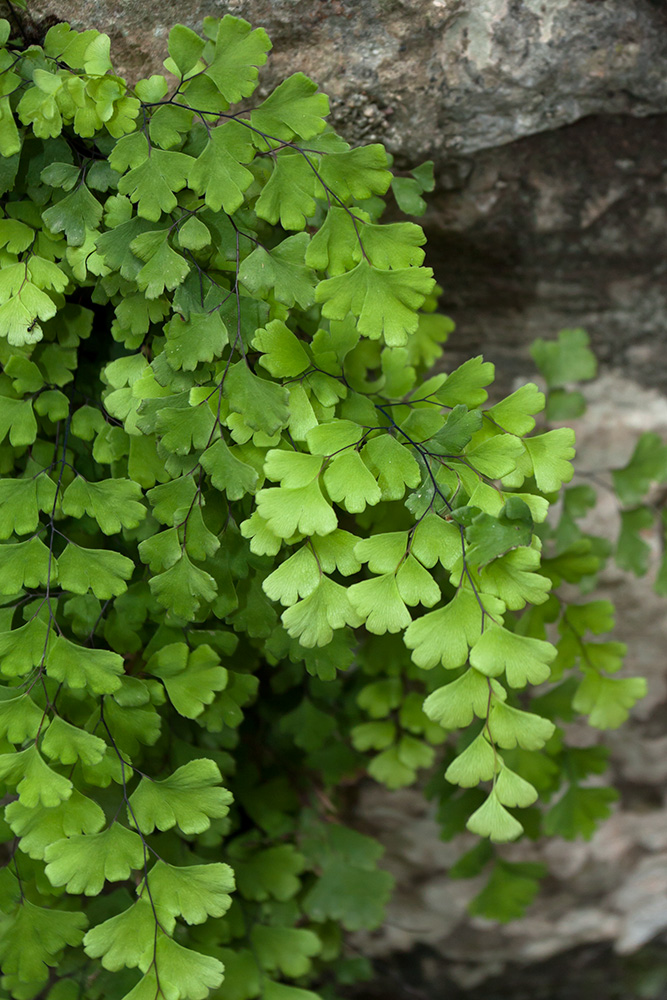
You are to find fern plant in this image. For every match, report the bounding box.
[0,12,653,1000]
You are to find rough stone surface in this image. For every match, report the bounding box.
[428,114,667,394]
[21,0,667,158]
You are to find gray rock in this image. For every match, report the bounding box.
[427,115,667,394]
[22,0,667,158]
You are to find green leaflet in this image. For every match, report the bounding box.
[146,474,197,524]
[5,789,104,862]
[41,717,107,766]
[0,745,73,808]
[167,24,205,76]
[150,552,218,620]
[423,668,506,730]
[282,576,363,647]
[165,312,228,371]
[61,477,146,533]
[256,153,319,230]
[177,214,210,250]
[263,546,320,606]
[306,206,364,275]
[0,475,56,538]
[319,145,392,201]
[523,428,576,493]
[323,450,382,513]
[0,536,51,592]
[351,719,395,752]
[128,758,233,834]
[362,433,421,500]
[486,383,545,436]
[306,419,362,455]
[487,701,555,751]
[251,925,321,978]
[251,72,329,141]
[465,499,533,567]
[57,542,135,598]
[0,260,67,346]
[572,671,647,729]
[203,15,271,104]
[348,573,412,634]
[430,404,482,454]
[312,529,361,575]
[254,319,311,377]
[256,480,336,538]
[111,133,192,221]
[239,233,316,309]
[144,860,235,924]
[463,431,525,481]
[612,431,667,506]
[0,901,87,986]
[104,939,224,1000]
[224,361,290,435]
[231,842,305,902]
[368,738,434,789]
[467,789,524,843]
[357,677,402,718]
[494,765,538,808]
[132,230,191,299]
[435,356,494,408]
[300,821,394,931]
[83,897,157,971]
[200,438,258,498]
[316,260,435,347]
[445,733,498,787]
[146,643,228,718]
[0,616,50,678]
[405,589,505,670]
[544,784,618,840]
[188,121,255,213]
[530,327,597,389]
[95,696,161,757]
[468,860,547,922]
[46,635,124,694]
[469,624,556,689]
[44,823,145,895]
[391,160,434,216]
[476,546,552,610]
[0,688,43,743]
[42,182,103,246]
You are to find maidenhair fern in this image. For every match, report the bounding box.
[0,11,654,1000]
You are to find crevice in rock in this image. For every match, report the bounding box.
[425,112,667,393]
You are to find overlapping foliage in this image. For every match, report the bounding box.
[0,10,655,1000]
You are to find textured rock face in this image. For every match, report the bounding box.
[429,113,667,393]
[24,0,667,158]
[16,0,667,986]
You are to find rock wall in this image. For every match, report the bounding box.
[23,0,667,158]
[347,373,667,990]
[17,0,667,986]
[429,114,667,394]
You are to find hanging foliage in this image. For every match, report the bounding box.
[0,11,654,1000]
